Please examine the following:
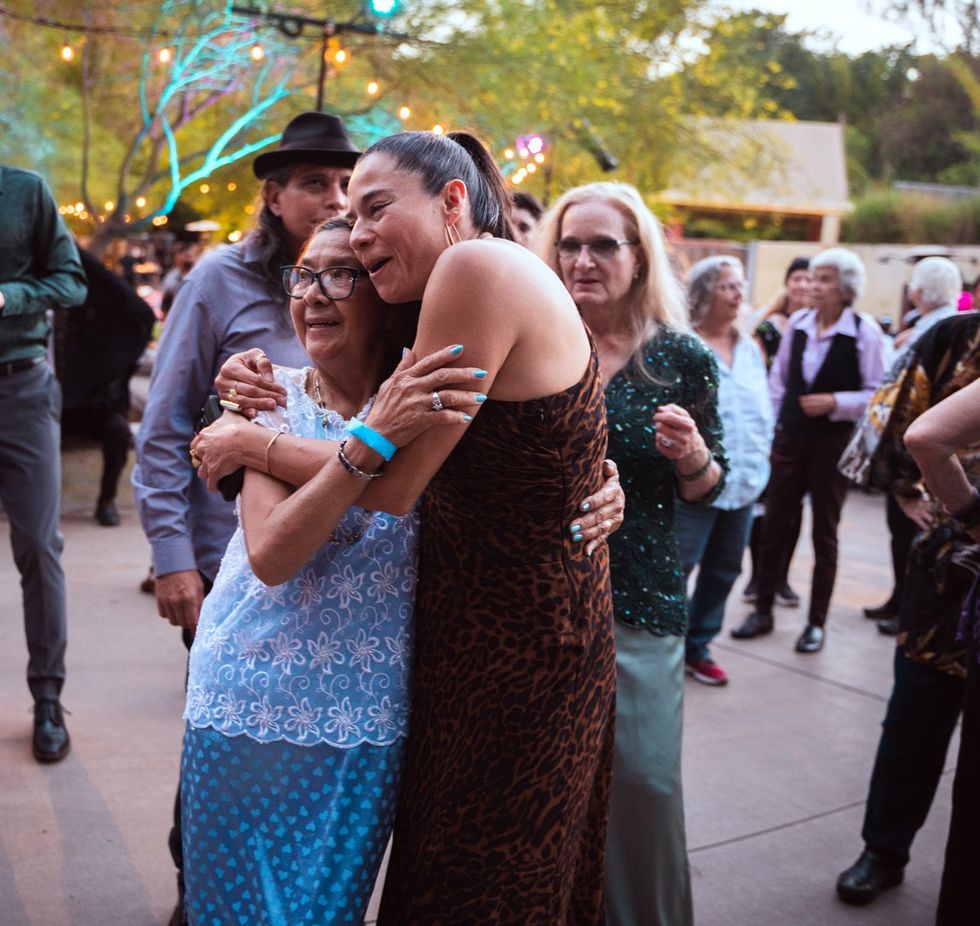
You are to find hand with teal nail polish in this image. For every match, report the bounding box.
[474,369,488,379]
[475,394,487,403]
[449,344,464,356]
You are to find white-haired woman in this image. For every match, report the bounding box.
[894,257,962,356]
[676,256,773,686]
[864,257,963,631]
[733,247,889,652]
[536,182,727,926]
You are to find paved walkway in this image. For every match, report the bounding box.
[0,447,954,925]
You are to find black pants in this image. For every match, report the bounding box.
[937,637,980,925]
[755,431,851,626]
[862,645,963,866]
[883,493,918,612]
[62,407,131,503]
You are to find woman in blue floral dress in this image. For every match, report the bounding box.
[180,219,482,926]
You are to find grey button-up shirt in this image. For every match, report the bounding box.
[132,238,310,582]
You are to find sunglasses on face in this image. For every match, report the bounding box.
[281,265,367,301]
[556,237,637,262]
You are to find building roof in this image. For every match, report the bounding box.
[659,119,851,218]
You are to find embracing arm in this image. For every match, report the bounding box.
[905,377,980,523]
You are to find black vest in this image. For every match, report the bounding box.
[778,311,862,440]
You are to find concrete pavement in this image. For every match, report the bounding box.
[0,446,954,925]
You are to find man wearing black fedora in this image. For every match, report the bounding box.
[132,110,360,926]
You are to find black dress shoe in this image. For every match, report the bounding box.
[863,602,898,621]
[795,624,825,653]
[836,849,904,905]
[95,498,121,526]
[33,699,70,763]
[731,611,774,639]
[877,617,901,636]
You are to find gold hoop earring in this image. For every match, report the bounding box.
[444,222,462,247]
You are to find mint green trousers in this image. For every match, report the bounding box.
[605,625,693,926]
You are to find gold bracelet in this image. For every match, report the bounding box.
[264,430,283,474]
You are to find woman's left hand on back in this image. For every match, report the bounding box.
[570,459,626,556]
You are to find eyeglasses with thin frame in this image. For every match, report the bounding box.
[556,237,637,262]
[281,265,367,301]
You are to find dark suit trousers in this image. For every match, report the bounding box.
[755,431,851,626]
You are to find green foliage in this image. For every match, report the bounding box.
[841,189,980,244]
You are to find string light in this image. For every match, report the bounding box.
[250,43,264,61]
[228,230,243,242]
[334,48,349,66]
[527,163,537,174]
[200,183,210,194]
[135,196,147,208]
[244,204,255,215]
[366,81,380,96]
[104,200,114,211]
[75,201,84,212]
[398,106,410,120]
[534,153,546,164]
[432,124,446,135]
[227,182,237,192]
[158,48,172,64]
[503,148,514,160]
[60,41,74,61]
[152,215,168,226]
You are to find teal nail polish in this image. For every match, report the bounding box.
[449,344,464,356]
[570,523,582,533]
[572,533,584,542]
[580,501,591,511]
[463,414,473,422]
[474,369,488,379]
[475,393,487,403]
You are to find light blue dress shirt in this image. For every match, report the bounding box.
[132,238,310,582]
[712,332,774,510]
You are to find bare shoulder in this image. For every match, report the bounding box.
[428,238,574,311]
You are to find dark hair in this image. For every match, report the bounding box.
[512,190,544,220]
[363,131,514,240]
[784,256,810,283]
[303,216,420,386]
[248,164,300,289]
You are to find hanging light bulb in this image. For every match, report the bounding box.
[60,41,74,62]
[250,43,265,62]
[398,106,411,120]
[158,48,172,64]
[432,124,446,136]
[367,81,380,96]
[135,196,147,208]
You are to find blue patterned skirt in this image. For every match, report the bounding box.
[181,725,403,925]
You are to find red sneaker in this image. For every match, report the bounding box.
[685,658,729,686]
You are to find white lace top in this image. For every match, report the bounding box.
[185,366,418,748]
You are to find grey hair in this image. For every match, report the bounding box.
[686,255,744,325]
[810,247,866,306]
[910,257,962,309]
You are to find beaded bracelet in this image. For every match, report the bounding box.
[676,447,713,482]
[950,486,980,530]
[337,440,382,481]
[347,418,397,462]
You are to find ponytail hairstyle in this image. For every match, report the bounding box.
[363,130,514,240]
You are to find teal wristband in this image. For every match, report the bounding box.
[347,418,397,462]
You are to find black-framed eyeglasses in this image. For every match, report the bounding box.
[281,265,367,301]
[556,237,637,262]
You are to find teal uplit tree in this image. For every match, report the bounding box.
[90,0,305,246]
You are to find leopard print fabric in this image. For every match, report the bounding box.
[378,347,616,925]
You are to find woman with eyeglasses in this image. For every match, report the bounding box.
[179,217,484,924]
[536,182,727,926]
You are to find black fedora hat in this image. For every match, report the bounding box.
[253,112,361,178]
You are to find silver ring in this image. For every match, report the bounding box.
[660,434,673,448]
[431,391,444,412]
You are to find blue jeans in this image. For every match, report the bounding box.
[675,501,754,662]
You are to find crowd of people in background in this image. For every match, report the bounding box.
[2,107,980,926]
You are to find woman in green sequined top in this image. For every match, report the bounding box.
[536,182,727,926]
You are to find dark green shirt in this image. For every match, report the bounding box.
[0,166,86,364]
[605,326,728,637]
